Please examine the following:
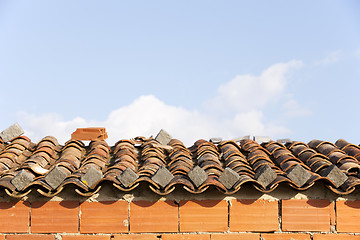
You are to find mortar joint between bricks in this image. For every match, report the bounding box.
[29,201,32,234]
[333,200,337,233]
[177,200,180,233]
[227,200,230,232]
[128,201,131,233]
[278,199,282,232]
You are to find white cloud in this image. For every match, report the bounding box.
[228,110,291,138]
[18,96,220,146]
[232,110,265,136]
[208,60,303,112]
[17,60,308,146]
[315,50,342,65]
[18,95,286,146]
[282,99,311,118]
[17,112,93,144]
[103,95,215,145]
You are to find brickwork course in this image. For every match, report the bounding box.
[1,130,360,238]
[0,199,360,239]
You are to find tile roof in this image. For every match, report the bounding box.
[1,135,360,198]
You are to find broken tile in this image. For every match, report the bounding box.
[287,164,311,187]
[254,136,272,144]
[81,166,103,188]
[117,167,139,188]
[151,166,174,188]
[218,167,240,189]
[276,138,292,144]
[134,143,142,148]
[321,165,348,188]
[11,170,34,191]
[210,138,222,144]
[155,129,172,145]
[254,165,277,188]
[232,135,251,143]
[45,166,71,190]
[188,166,208,188]
[0,123,24,142]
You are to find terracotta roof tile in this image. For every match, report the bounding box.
[1,135,360,198]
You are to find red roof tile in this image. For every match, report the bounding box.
[0,135,359,198]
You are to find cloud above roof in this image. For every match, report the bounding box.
[17,60,308,146]
[315,50,342,66]
[208,60,303,112]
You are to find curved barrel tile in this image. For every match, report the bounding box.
[0,136,360,197]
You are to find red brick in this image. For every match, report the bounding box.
[71,127,107,141]
[80,201,128,233]
[211,233,259,240]
[313,234,360,240]
[179,200,227,232]
[0,201,29,233]
[282,199,331,232]
[230,199,278,232]
[31,201,79,233]
[113,235,159,240]
[262,233,311,240]
[6,235,55,240]
[62,236,110,240]
[130,201,178,233]
[330,201,336,225]
[162,234,210,240]
[336,200,360,232]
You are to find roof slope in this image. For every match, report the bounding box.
[0,136,359,198]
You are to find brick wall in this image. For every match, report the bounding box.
[1,199,360,239]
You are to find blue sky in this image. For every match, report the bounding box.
[0,1,360,146]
